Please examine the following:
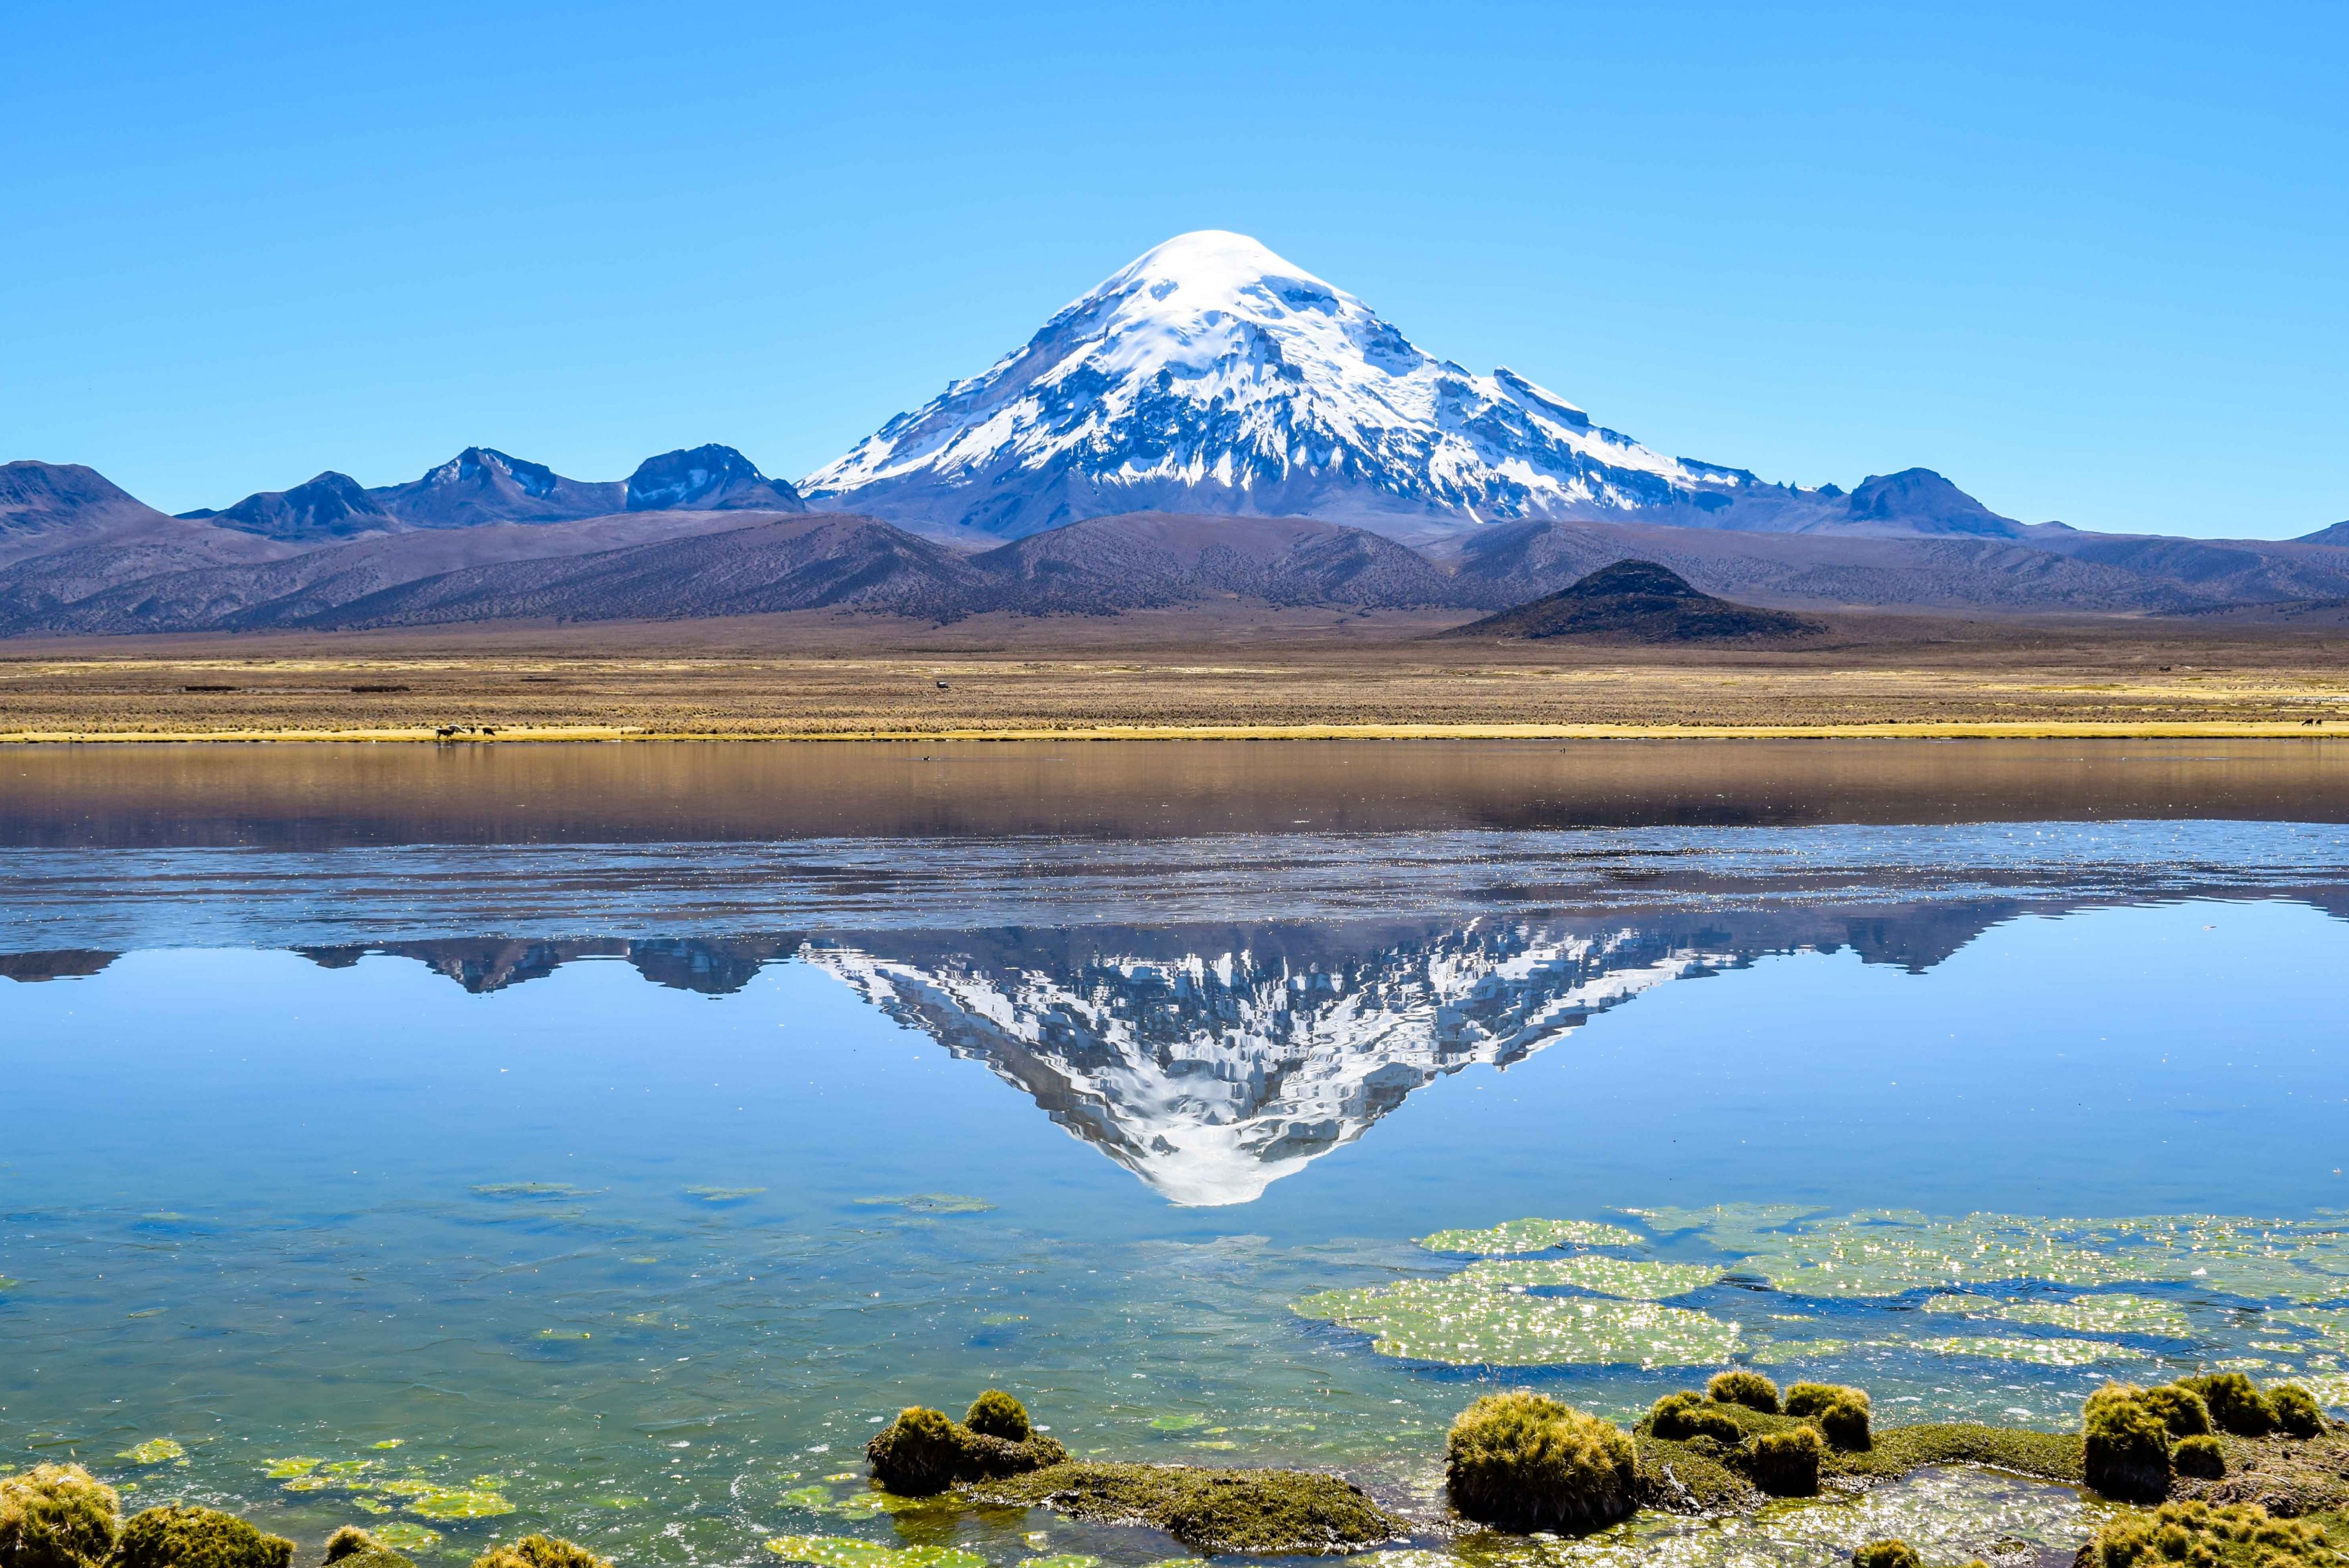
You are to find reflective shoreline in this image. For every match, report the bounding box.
[3,737,2347,846]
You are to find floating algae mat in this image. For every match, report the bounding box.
[1460,1257,1729,1301]
[1292,1276,1742,1366]
[1417,1219,1644,1254]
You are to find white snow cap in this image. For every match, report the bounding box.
[803,229,1729,533]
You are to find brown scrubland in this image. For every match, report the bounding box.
[2,605,2348,740]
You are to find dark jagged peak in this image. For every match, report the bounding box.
[625,445,806,513]
[196,471,396,542]
[368,447,627,528]
[1842,468,2024,538]
[1442,558,1826,642]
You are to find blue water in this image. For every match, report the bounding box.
[3,815,2348,1565]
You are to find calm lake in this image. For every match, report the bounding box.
[4,741,2348,1567]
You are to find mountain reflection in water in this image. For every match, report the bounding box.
[9,887,2326,1205]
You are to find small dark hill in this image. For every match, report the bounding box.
[1442,559,1827,642]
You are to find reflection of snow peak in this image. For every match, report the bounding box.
[806,923,1729,1206]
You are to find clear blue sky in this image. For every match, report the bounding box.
[4,0,2343,535]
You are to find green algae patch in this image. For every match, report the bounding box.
[1291,1277,1740,1366]
[1995,1295,2194,1337]
[367,1524,440,1555]
[468,1183,586,1198]
[112,1442,184,1467]
[1903,1335,2149,1367]
[1829,1423,2084,1485]
[1148,1417,1206,1433]
[1417,1219,1643,1256]
[1660,1209,2349,1301]
[855,1194,995,1215]
[684,1186,765,1203]
[765,1537,984,1568]
[534,1329,591,1341]
[1461,1257,1727,1300]
[368,1441,406,1451]
[961,1462,1402,1555]
[403,1489,513,1520]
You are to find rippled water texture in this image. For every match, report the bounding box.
[2,741,2346,1565]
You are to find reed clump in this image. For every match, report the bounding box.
[468,1537,609,1568]
[1445,1392,1637,1535]
[2081,1500,2343,1568]
[0,1465,121,1568]
[1747,1426,1820,1497]
[114,1506,293,1568]
[2084,1385,2176,1503]
[866,1395,1067,1496]
[1704,1371,1780,1415]
[1851,1543,1922,1568]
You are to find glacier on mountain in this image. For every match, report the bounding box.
[801,231,1782,542]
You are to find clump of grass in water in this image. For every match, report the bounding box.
[1444,1391,1637,1535]
[470,1536,610,1568]
[2082,1500,2342,1567]
[2083,1385,2174,1502]
[866,1397,1065,1496]
[0,1462,122,1568]
[115,1506,291,1568]
[1748,1426,1821,1497]
[1706,1370,1780,1413]
[321,1526,415,1568]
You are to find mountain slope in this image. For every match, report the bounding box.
[962,511,1454,613]
[625,445,805,512]
[359,448,624,527]
[180,471,395,540]
[800,231,2029,544]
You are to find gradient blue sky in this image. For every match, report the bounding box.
[4,1,2343,535]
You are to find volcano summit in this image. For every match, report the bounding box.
[800,231,2012,544]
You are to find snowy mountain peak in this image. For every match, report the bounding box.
[801,231,1740,542]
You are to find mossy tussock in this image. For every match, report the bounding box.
[2080,1500,2348,1567]
[865,1395,1067,1497]
[964,1462,1402,1555]
[2077,1377,2347,1510]
[115,1505,294,1568]
[1443,1393,1636,1536]
[467,1536,611,1568]
[0,1464,122,1568]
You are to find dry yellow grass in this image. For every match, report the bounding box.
[1,606,2346,741]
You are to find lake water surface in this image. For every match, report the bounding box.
[4,741,2348,1568]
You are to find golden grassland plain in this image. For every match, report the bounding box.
[2,606,2348,741]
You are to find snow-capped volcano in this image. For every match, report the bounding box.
[801,231,1767,542]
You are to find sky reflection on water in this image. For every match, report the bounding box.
[2,817,2347,1565]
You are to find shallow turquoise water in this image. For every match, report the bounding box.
[3,817,2348,1565]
